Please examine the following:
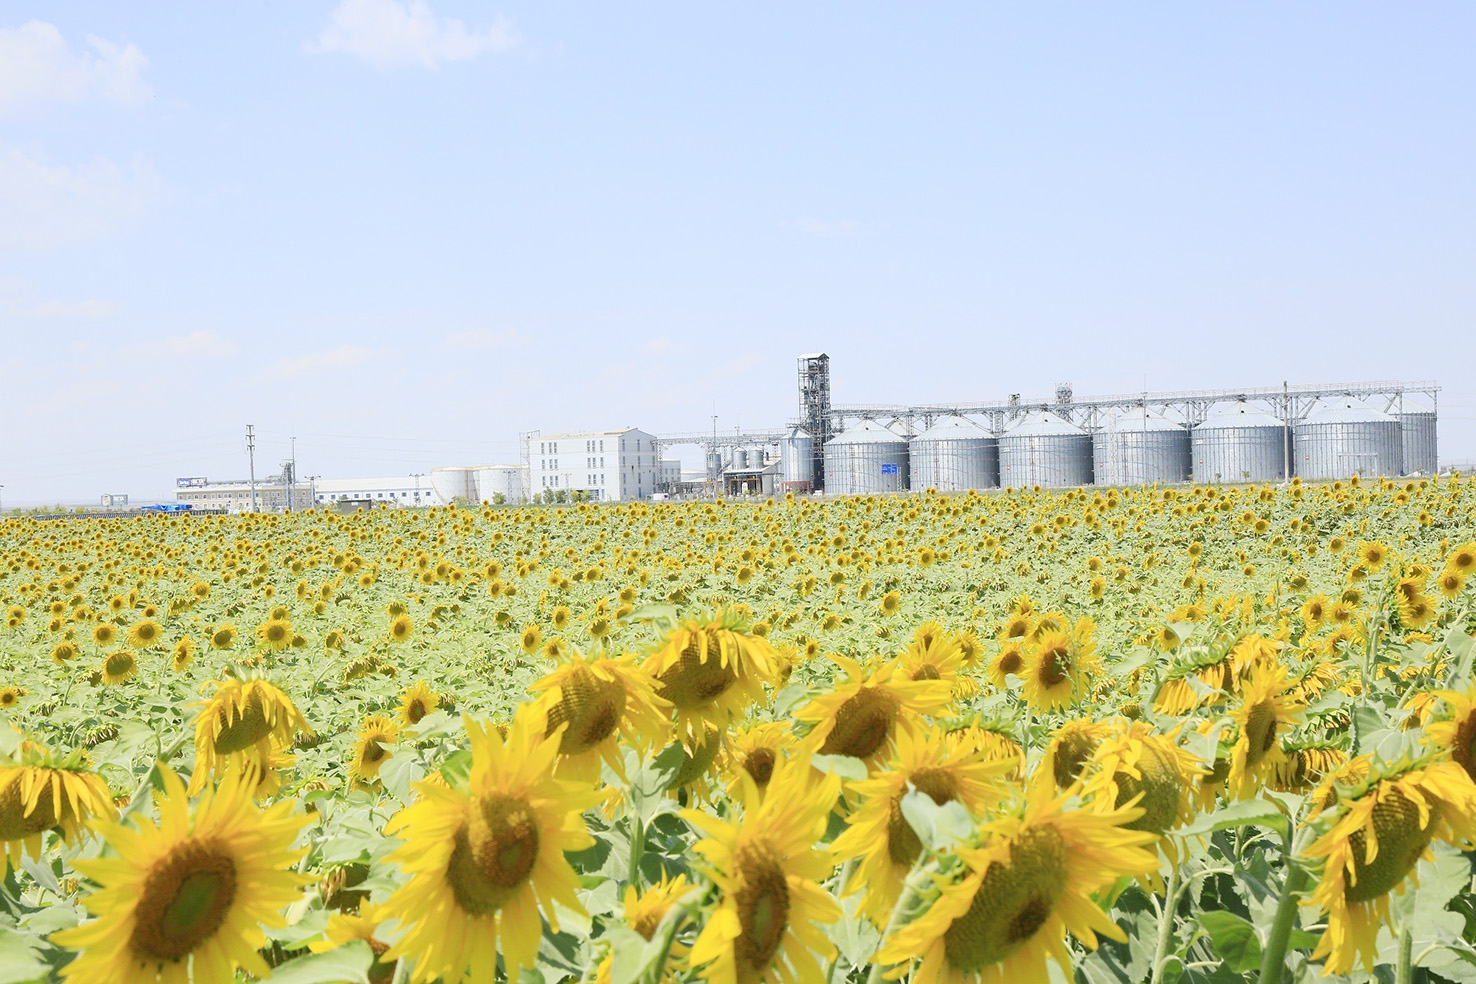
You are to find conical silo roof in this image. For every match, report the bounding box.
[1301,397,1398,425]
[1196,402,1285,430]
[827,419,908,446]
[914,416,992,441]
[1002,410,1085,437]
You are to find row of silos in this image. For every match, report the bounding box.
[788,399,1437,495]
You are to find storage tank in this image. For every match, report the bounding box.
[779,427,815,486]
[475,465,527,504]
[732,449,749,470]
[909,417,999,491]
[1093,408,1191,486]
[430,466,476,505]
[706,452,723,478]
[997,411,1092,488]
[887,419,916,439]
[823,420,909,495]
[1397,403,1438,475]
[1192,403,1287,484]
[1294,398,1402,480]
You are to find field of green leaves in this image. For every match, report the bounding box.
[2,476,1476,984]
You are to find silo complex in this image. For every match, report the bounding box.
[909,417,998,491]
[997,411,1092,488]
[1192,403,1287,483]
[779,427,815,486]
[1398,407,1438,475]
[1293,399,1403,480]
[823,420,910,495]
[1092,409,1191,486]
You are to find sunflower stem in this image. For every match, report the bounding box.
[1149,862,1182,984]
[125,732,192,811]
[864,864,932,984]
[1255,855,1309,984]
[1395,922,1413,984]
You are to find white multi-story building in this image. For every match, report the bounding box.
[532,428,659,501]
[313,476,439,508]
[175,477,314,513]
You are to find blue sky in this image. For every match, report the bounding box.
[2,2,1473,505]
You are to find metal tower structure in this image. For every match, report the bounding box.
[798,353,831,490]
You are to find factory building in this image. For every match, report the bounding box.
[532,428,659,501]
[313,476,439,509]
[174,472,314,513]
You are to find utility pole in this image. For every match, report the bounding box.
[246,424,258,512]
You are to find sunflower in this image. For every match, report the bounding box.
[171,637,195,672]
[1226,660,1303,798]
[1355,540,1389,571]
[875,777,1158,984]
[795,656,953,766]
[52,765,311,983]
[1041,718,1114,791]
[210,624,237,650]
[831,728,1010,922]
[1423,687,1476,782]
[529,648,670,781]
[92,623,117,648]
[721,722,798,800]
[379,709,602,982]
[985,639,1028,689]
[190,677,312,793]
[350,714,400,781]
[398,681,441,727]
[642,611,777,747]
[1304,758,1476,974]
[595,873,693,984]
[0,686,22,709]
[682,753,842,984]
[51,641,79,666]
[389,613,414,643]
[893,623,967,686]
[101,648,138,685]
[520,624,542,654]
[945,724,1026,780]
[0,742,115,870]
[1270,743,1347,793]
[1078,721,1203,838]
[127,618,164,649]
[255,618,293,652]
[308,902,396,984]
[1020,620,1100,713]
[880,591,902,616]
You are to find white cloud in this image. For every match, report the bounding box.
[265,345,372,379]
[0,20,151,116]
[0,145,159,252]
[309,0,520,69]
[0,276,120,320]
[442,327,526,351]
[159,330,239,359]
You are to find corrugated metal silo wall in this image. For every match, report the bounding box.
[998,434,1093,488]
[1293,420,1403,480]
[1091,430,1191,486]
[780,436,815,484]
[909,438,999,490]
[1191,427,1286,483]
[1399,413,1437,474]
[824,442,909,495]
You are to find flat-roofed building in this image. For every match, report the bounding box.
[532,428,659,501]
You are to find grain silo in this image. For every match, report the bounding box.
[1092,408,1191,486]
[997,410,1092,488]
[909,416,999,491]
[779,426,815,487]
[823,419,909,495]
[475,465,528,504]
[430,466,476,504]
[1293,398,1402,480]
[1396,401,1438,475]
[1192,403,1287,483]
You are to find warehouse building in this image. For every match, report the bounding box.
[532,428,659,501]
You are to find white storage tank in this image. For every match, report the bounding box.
[779,427,815,486]
[1397,402,1438,475]
[1294,398,1403,480]
[909,417,999,491]
[823,420,909,495]
[430,466,476,504]
[1192,403,1287,484]
[997,411,1092,488]
[1093,408,1191,486]
[475,465,528,504]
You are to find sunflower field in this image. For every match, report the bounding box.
[3,476,1476,984]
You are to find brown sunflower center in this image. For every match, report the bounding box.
[213,692,272,755]
[996,649,1023,676]
[1037,644,1071,687]
[105,650,136,678]
[743,747,776,789]
[405,698,428,725]
[910,664,942,681]
[658,639,738,709]
[1243,700,1278,766]
[942,825,1070,973]
[887,767,960,865]
[129,839,238,962]
[1051,730,1102,790]
[1344,787,1438,903]
[445,793,541,916]
[545,667,626,754]
[818,687,899,759]
[1454,712,1476,782]
[733,844,790,972]
[1114,742,1182,833]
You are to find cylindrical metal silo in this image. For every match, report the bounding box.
[1398,406,1438,475]
[1192,403,1287,484]
[1293,399,1403,480]
[1092,408,1191,486]
[910,417,999,491]
[779,427,815,486]
[732,449,749,470]
[706,452,723,477]
[997,411,1092,488]
[430,466,475,504]
[823,420,910,495]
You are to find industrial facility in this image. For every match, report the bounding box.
[651,353,1442,497]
